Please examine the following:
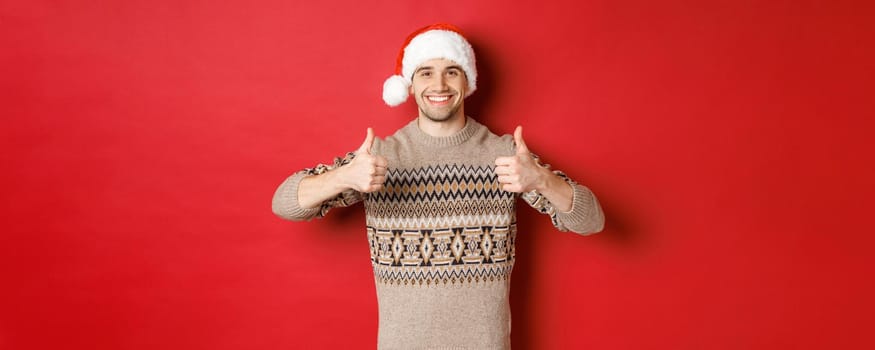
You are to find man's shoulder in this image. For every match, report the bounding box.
[374,122,413,147]
[370,121,414,157]
[472,121,515,154]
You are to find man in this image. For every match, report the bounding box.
[272,23,604,350]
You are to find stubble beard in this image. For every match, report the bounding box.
[419,104,461,123]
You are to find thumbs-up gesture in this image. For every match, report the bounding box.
[340,128,388,193]
[494,126,548,193]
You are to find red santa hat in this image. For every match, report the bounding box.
[382,23,478,107]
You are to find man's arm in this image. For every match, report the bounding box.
[271,128,387,220]
[494,126,604,234]
[495,126,573,210]
[296,128,387,208]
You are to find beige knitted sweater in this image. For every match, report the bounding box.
[272,118,604,349]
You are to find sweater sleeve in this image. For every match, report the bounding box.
[519,155,605,235]
[271,152,363,221]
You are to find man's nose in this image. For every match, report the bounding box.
[434,74,447,89]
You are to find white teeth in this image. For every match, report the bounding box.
[427,96,449,102]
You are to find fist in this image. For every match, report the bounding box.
[342,128,388,193]
[494,126,547,193]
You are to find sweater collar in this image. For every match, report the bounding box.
[405,116,481,148]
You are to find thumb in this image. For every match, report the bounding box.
[357,128,374,154]
[514,126,529,154]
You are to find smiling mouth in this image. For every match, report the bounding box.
[426,95,451,103]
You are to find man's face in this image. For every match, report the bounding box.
[410,58,468,122]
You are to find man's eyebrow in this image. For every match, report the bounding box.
[414,65,463,74]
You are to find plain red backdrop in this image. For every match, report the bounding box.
[2,0,873,349]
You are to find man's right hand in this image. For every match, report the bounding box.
[293,128,388,210]
[339,128,388,193]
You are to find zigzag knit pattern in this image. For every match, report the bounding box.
[365,164,517,286]
[369,164,513,202]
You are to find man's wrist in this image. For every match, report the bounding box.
[533,166,555,193]
[326,166,353,192]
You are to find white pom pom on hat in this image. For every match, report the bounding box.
[382,23,478,107]
[382,75,410,107]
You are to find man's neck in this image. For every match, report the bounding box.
[417,113,467,137]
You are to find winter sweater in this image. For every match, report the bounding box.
[272,117,604,350]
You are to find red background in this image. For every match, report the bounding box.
[2,1,873,349]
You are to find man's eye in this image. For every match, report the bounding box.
[419,71,431,77]
[448,70,459,76]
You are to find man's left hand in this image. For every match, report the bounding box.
[494,126,547,193]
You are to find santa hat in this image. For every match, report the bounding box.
[382,23,477,107]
